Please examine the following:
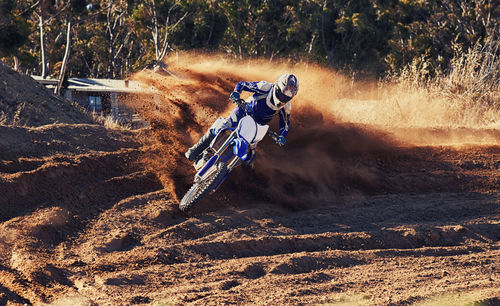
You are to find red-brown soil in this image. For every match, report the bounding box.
[0,59,499,305]
[0,62,93,127]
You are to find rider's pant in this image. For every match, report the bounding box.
[210,105,247,136]
[228,105,247,127]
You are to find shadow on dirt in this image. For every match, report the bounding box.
[0,285,31,305]
[133,81,497,214]
[186,120,497,214]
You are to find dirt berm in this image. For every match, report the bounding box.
[0,62,93,126]
[0,58,499,305]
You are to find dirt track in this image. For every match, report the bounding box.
[0,122,498,305]
[1,57,499,305]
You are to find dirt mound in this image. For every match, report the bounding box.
[0,123,163,303]
[0,62,93,126]
[0,124,162,221]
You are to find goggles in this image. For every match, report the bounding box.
[275,84,297,106]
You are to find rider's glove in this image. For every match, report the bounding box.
[230,91,240,102]
[276,135,286,146]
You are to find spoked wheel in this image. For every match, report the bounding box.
[179,162,228,212]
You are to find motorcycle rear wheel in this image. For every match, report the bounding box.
[179,162,228,212]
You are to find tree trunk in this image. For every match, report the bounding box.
[308,33,316,54]
[320,0,335,69]
[55,20,72,96]
[39,15,47,78]
[158,9,188,62]
[222,10,243,59]
[150,0,160,60]
[107,0,115,78]
[13,56,20,71]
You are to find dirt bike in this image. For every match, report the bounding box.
[179,99,280,212]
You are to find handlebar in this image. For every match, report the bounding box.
[232,98,248,114]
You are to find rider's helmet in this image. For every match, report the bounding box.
[273,73,299,107]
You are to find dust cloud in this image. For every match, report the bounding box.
[130,52,499,206]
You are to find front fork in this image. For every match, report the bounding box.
[197,130,238,177]
[215,131,241,171]
[227,155,241,171]
[201,131,241,191]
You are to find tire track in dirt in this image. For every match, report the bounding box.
[0,123,166,304]
[1,150,145,218]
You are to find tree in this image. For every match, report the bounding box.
[55,0,88,95]
[37,0,57,78]
[217,0,301,59]
[0,0,31,70]
[171,0,227,50]
[131,0,189,63]
[3,0,497,80]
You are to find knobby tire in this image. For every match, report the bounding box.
[179,162,228,212]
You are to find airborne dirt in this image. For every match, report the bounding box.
[0,55,499,305]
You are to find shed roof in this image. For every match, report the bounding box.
[31,76,155,94]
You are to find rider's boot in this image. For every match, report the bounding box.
[184,130,215,162]
[193,150,213,171]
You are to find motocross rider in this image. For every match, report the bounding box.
[185,73,299,164]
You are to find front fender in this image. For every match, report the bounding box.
[232,139,249,160]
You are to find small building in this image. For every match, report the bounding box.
[32,76,156,128]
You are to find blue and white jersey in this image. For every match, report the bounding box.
[234,81,291,137]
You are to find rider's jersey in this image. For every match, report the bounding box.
[234,81,291,137]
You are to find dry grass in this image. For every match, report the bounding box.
[103,115,125,129]
[89,111,130,130]
[388,36,500,127]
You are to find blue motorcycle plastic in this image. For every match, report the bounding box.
[179,99,280,212]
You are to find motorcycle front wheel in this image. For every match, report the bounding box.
[179,162,228,212]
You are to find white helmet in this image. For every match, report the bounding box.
[272,73,299,107]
